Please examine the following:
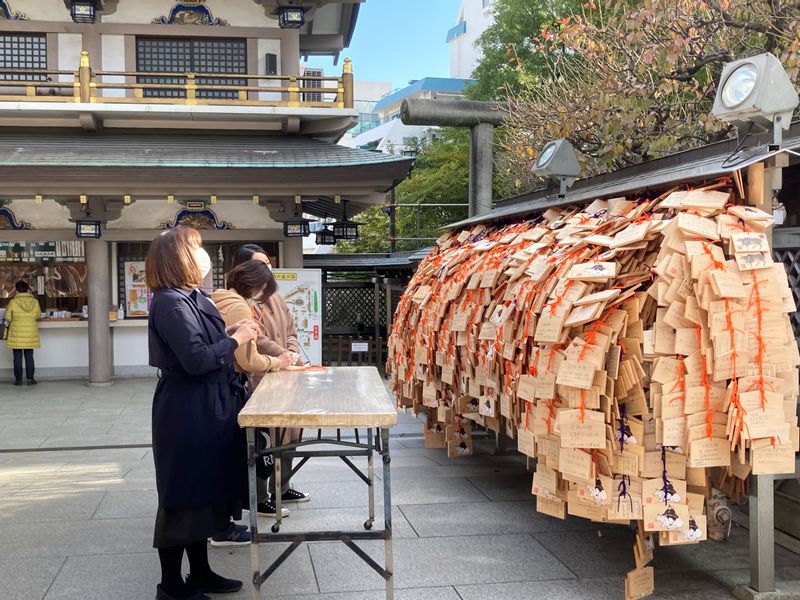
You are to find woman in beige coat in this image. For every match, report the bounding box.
[210,260,296,528]
[231,246,310,517]
[211,261,291,380]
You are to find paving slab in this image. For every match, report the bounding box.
[44,544,317,600]
[263,505,418,540]
[0,517,154,560]
[38,433,151,449]
[387,463,527,481]
[398,500,603,538]
[309,533,575,593]
[532,527,637,578]
[202,544,319,598]
[467,472,534,501]
[652,525,800,573]
[454,574,737,600]
[0,491,105,523]
[236,587,461,600]
[708,566,800,589]
[291,476,489,511]
[92,490,156,520]
[0,557,66,600]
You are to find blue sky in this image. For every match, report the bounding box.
[304,0,462,90]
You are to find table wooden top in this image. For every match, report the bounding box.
[238,366,398,429]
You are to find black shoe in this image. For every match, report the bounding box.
[13,380,22,386]
[27,379,37,386]
[256,500,289,518]
[185,572,243,594]
[155,583,210,600]
[280,487,311,503]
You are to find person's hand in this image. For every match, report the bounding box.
[277,352,293,369]
[226,319,253,335]
[231,320,259,347]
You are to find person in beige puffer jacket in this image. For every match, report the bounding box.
[210,260,293,378]
[4,281,41,386]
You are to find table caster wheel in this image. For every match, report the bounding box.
[271,523,280,533]
[364,519,373,530]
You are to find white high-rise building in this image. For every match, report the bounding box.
[447,0,495,79]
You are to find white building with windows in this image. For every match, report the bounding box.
[347,77,471,154]
[447,0,495,79]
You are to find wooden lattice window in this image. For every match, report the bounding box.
[0,33,47,81]
[136,37,246,99]
[323,284,387,331]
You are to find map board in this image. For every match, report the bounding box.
[272,268,323,366]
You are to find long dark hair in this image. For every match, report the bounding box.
[226,259,277,301]
[232,244,266,269]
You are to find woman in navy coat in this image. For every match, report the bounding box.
[145,227,260,600]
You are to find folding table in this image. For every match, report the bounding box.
[238,366,397,599]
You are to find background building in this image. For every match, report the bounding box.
[0,0,413,383]
[348,77,472,154]
[447,0,495,79]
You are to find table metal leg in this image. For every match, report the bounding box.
[749,474,776,592]
[381,427,393,600]
[246,428,262,600]
[272,428,283,534]
[365,428,375,530]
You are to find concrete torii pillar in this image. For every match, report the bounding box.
[401,98,507,217]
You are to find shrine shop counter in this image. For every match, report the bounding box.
[0,318,152,379]
[238,366,397,600]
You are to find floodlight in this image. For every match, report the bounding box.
[711,53,799,146]
[530,139,581,197]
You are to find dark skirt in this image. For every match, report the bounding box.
[153,497,245,548]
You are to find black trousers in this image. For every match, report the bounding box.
[12,349,34,382]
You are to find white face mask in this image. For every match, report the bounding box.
[193,247,212,279]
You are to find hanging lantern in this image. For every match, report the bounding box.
[75,220,102,239]
[283,196,314,237]
[278,5,305,29]
[70,0,97,24]
[314,226,336,245]
[332,199,360,241]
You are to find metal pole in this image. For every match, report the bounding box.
[246,427,262,599]
[366,428,375,529]
[389,189,396,253]
[469,122,494,217]
[373,280,380,344]
[381,427,393,600]
[750,474,776,592]
[273,429,283,532]
[385,285,393,336]
[415,209,421,251]
[743,158,782,595]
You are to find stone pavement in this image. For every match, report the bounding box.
[0,378,798,600]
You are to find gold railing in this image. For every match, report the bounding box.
[0,51,354,109]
